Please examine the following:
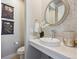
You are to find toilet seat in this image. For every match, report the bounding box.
[17,46,25,54]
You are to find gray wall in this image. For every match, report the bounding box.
[25,0,42,59]
[19,0,25,46]
[1,0,20,57]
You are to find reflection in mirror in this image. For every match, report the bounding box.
[45,0,69,25]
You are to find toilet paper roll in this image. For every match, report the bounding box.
[15,42,18,45]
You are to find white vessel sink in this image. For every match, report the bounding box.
[39,37,60,47]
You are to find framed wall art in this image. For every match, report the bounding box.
[1,20,14,35]
[1,3,14,19]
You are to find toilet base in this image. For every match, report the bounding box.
[20,54,24,59]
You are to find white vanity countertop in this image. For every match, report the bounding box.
[29,39,77,59]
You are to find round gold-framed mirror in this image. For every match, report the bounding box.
[44,0,70,26]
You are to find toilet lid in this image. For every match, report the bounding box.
[17,46,25,54]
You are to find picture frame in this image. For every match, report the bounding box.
[1,3,14,19]
[1,20,14,35]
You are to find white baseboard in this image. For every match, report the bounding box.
[2,53,17,59]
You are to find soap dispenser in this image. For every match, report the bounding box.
[40,31,44,38]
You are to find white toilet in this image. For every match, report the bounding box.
[17,46,25,59]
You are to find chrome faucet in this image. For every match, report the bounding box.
[51,30,56,38]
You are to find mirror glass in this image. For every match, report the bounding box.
[45,0,69,25]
